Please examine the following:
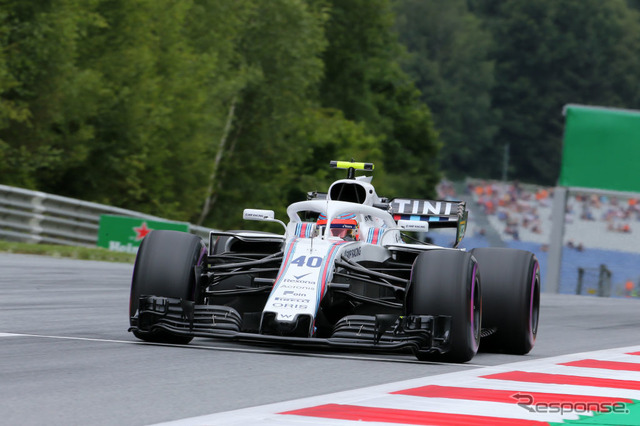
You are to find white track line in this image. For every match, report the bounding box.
[0,332,485,366]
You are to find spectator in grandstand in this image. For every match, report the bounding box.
[625,279,634,297]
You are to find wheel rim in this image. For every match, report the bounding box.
[529,262,540,339]
[470,264,481,350]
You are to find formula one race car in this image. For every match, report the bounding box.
[129,161,540,362]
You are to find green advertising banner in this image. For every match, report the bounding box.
[560,104,640,193]
[97,215,189,253]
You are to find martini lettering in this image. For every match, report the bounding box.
[391,199,455,215]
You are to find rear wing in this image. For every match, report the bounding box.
[389,199,468,248]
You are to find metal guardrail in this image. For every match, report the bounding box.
[0,184,213,247]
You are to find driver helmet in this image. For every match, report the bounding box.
[317,213,359,240]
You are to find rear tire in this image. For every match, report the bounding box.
[408,250,481,363]
[130,230,206,344]
[471,248,540,355]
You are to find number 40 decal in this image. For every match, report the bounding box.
[291,255,322,268]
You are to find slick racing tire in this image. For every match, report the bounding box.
[130,230,206,344]
[471,248,540,355]
[409,250,481,363]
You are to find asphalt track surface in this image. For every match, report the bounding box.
[1,253,640,425]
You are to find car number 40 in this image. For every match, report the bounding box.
[291,256,322,268]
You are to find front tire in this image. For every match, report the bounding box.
[130,230,206,344]
[408,250,481,363]
[471,248,540,355]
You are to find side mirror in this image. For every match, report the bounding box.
[243,209,287,234]
[243,209,275,221]
[397,220,429,232]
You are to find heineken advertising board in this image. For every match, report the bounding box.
[97,215,189,253]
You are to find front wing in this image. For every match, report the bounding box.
[129,296,452,354]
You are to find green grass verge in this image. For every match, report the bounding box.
[0,240,136,263]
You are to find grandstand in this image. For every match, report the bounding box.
[467,180,639,253]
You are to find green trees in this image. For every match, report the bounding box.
[0,0,441,228]
[397,0,640,185]
[0,0,222,219]
[319,0,440,199]
[199,0,331,228]
[395,0,496,180]
[488,0,640,185]
[4,0,640,228]
[0,0,103,188]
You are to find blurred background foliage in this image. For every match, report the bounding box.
[1,0,640,229]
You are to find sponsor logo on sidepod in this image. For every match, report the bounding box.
[343,247,361,259]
